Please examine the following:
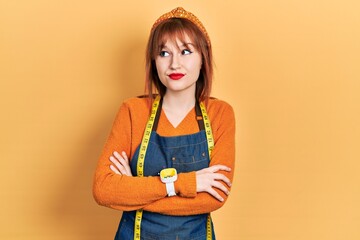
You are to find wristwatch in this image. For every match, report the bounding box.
[160,168,178,197]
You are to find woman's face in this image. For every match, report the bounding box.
[155,33,202,97]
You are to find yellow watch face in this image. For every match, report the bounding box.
[160,168,177,179]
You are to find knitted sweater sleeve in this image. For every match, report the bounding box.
[92,100,197,211]
[142,100,236,215]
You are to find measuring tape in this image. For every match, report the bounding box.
[134,96,214,240]
[200,101,214,157]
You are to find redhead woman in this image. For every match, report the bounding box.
[93,7,236,240]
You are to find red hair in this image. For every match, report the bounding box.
[145,18,213,103]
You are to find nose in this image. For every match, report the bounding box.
[170,54,181,69]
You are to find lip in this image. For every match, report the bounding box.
[168,73,185,80]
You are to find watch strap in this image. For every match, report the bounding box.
[165,182,176,197]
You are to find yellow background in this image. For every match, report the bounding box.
[1,0,359,239]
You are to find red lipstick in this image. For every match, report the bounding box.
[169,73,185,80]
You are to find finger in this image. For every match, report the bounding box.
[109,156,127,175]
[110,165,121,175]
[113,151,123,161]
[121,151,132,175]
[213,173,232,187]
[121,151,129,162]
[210,165,231,173]
[212,181,230,195]
[114,151,131,176]
[207,187,224,202]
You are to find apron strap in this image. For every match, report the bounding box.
[152,97,163,131]
[152,98,205,131]
[195,101,205,131]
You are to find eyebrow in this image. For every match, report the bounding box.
[161,42,195,49]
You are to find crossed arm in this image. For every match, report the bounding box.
[110,150,231,202]
[93,99,235,216]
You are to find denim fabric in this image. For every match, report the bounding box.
[114,130,216,240]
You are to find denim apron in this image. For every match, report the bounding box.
[114,99,216,240]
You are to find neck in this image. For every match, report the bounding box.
[162,90,196,111]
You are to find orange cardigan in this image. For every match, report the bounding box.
[93,97,235,216]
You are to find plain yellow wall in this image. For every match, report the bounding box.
[1,0,360,239]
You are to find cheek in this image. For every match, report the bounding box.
[155,59,167,74]
[154,62,163,80]
[192,60,202,75]
[154,61,166,84]
[154,60,160,72]
[193,55,202,72]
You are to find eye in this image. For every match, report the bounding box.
[181,49,192,55]
[159,51,170,57]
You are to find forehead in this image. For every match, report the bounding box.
[159,30,195,47]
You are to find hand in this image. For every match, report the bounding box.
[109,151,133,176]
[196,165,232,202]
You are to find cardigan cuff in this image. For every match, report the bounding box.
[174,172,197,198]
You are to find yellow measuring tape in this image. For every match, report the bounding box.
[134,96,214,240]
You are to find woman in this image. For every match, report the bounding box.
[93,7,235,240]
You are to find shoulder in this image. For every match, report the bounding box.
[206,98,235,129]
[113,96,151,124]
[122,96,149,107]
[119,96,151,113]
[207,98,234,115]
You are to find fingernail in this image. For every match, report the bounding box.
[220,198,224,202]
